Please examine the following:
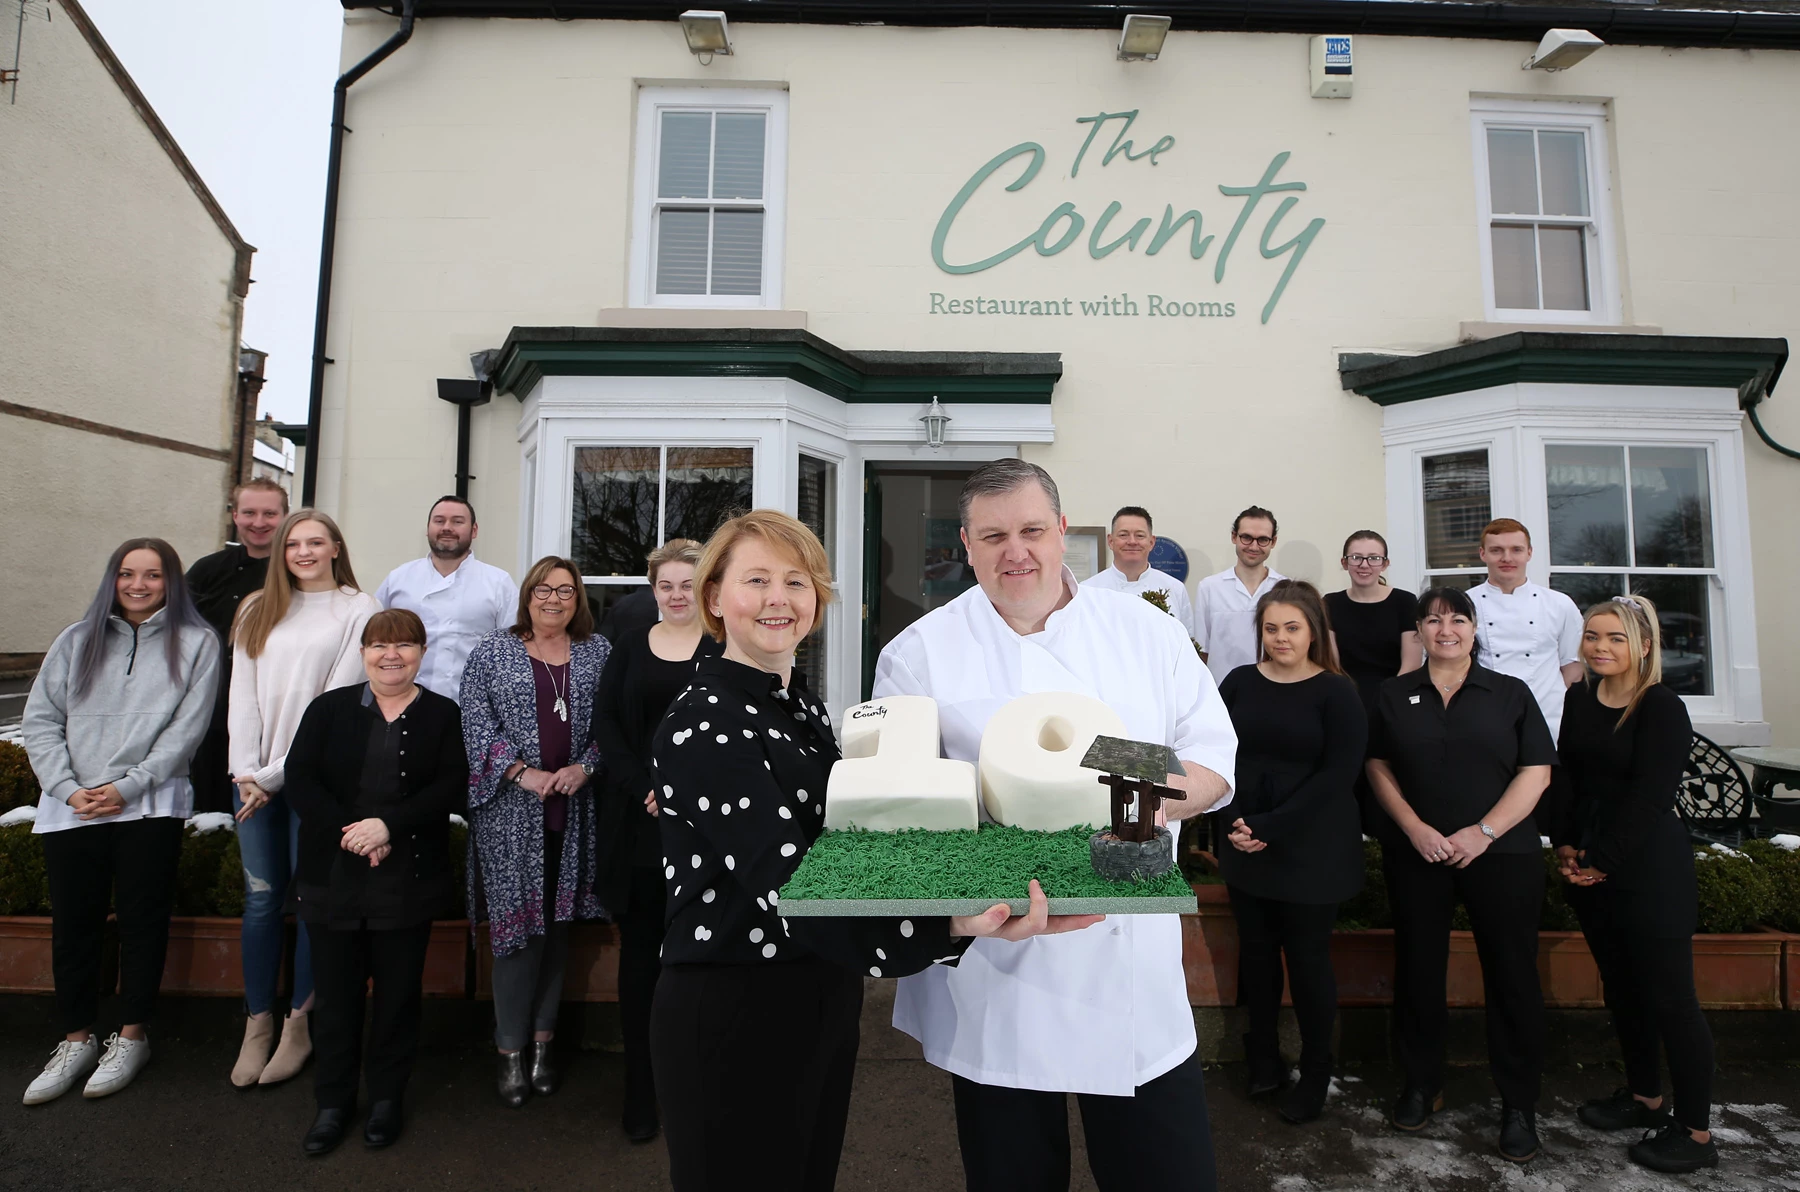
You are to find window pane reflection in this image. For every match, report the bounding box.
[1549,571,1623,614]
[1487,129,1539,215]
[572,447,661,578]
[665,447,753,544]
[1538,225,1589,310]
[1632,447,1713,568]
[797,455,837,570]
[1547,444,1627,566]
[1491,224,1539,309]
[1422,450,1492,569]
[1537,130,1589,217]
[1634,574,1711,696]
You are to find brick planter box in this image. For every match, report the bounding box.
[0,916,58,993]
[161,916,246,995]
[474,921,620,1001]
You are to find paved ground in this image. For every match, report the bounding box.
[1,991,1796,1191]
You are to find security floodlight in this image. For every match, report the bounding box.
[680,10,733,57]
[1523,28,1603,72]
[1117,14,1172,61]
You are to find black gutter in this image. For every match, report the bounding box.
[340,1,1800,51]
[1747,401,1800,460]
[303,1,417,506]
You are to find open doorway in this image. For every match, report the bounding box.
[861,461,982,698]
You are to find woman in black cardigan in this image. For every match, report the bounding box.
[591,538,721,1142]
[1217,580,1367,1125]
[283,609,467,1158]
[1553,595,1716,1175]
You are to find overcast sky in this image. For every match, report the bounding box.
[82,0,345,424]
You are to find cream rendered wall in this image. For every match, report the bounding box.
[0,3,244,651]
[325,14,1800,733]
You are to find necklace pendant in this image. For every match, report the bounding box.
[555,695,568,722]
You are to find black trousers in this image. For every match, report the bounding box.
[186,687,235,816]
[1571,890,1715,1132]
[1228,887,1340,1075]
[615,864,666,1123]
[1386,846,1545,1109]
[42,817,184,1035]
[652,960,862,1192]
[951,1050,1217,1192]
[306,920,432,1110]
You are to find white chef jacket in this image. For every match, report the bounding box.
[374,555,516,701]
[1191,566,1285,684]
[1470,580,1583,739]
[873,567,1237,1096]
[1081,565,1195,638]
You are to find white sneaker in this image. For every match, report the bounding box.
[82,1033,150,1099]
[23,1037,100,1105]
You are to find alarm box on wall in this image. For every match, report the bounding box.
[1310,35,1353,98]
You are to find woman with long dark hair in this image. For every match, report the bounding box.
[1554,595,1717,1174]
[1366,586,1555,1163]
[1217,579,1366,1124]
[227,509,378,1088]
[460,556,608,1107]
[21,539,220,1104]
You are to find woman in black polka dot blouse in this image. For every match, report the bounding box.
[651,511,1088,1192]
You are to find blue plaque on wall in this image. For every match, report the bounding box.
[1148,537,1189,583]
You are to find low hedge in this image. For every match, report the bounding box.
[0,741,40,814]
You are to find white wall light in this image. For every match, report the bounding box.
[1117,15,1172,61]
[919,398,952,450]
[1522,28,1603,72]
[680,10,733,60]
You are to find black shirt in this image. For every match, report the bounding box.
[1368,661,1557,853]
[652,656,966,974]
[1325,587,1419,708]
[1217,666,1368,904]
[186,543,270,638]
[1550,682,1696,934]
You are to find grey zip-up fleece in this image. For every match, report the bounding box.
[22,607,221,806]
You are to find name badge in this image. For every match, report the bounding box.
[1409,695,1421,705]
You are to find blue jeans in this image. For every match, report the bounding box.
[233,789,313,1015]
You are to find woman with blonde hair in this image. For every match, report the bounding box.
[592,538,721,1141]
[459,556,608,1108]
[1552,594,1717,1174]
[228,509,378,1088]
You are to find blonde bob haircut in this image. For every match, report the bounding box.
[1582,593,1663,726]
[695,510,833,643]
[646,538,703,584]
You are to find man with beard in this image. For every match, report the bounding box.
[185,478,288,813]
[374,496,516,700]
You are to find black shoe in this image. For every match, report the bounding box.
[1629,1122,1719,1173]
[1390,1087,1443,1131]
[1279,1065,1332,1125]
[1244,1034,1287,1097]
[1498,1106,1541,1163]
[623,1106,660,1144]
[528,1040,558,1096]
[1579,1086,1669,1131]
[303,1107,350,1157]
[496,1051,530,1109]
[363,1099,403,1149]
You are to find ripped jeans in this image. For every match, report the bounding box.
[234,788,313,1016]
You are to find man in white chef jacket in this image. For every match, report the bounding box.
[1081,505,1195,638]
[374,495,517,701]
[874,459,1237,1192]
[1468,517,1584,738]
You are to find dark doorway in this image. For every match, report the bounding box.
[861,461,982,699]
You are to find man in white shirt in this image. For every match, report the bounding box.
[1468,517,1584,738]
[373,496,516,700]
[1081,505,1195,637]
[1192,505,1286,684]
[874,459,1237,1192]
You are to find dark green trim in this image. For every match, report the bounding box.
[1339,333,1788,407]
[271,422,309,448]
[493,326,1060,404]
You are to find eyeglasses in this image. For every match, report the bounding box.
[531,584,578,601]
[1345,554,1388,566]
[1235,534,1275,548]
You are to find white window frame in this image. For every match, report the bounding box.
[1382,382,1764,742]
[1471,99,1620,325]
[630,86,789,310]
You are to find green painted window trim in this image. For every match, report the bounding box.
[493,330,1060,405]
[1340,333,1787,407]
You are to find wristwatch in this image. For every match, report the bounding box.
[1478,821,1498,842]
[580,762,595,778]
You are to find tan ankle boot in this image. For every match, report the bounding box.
[231,1015,275,1088]
[256,1012,312,1085]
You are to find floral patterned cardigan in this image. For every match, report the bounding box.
[459,629,610,957]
